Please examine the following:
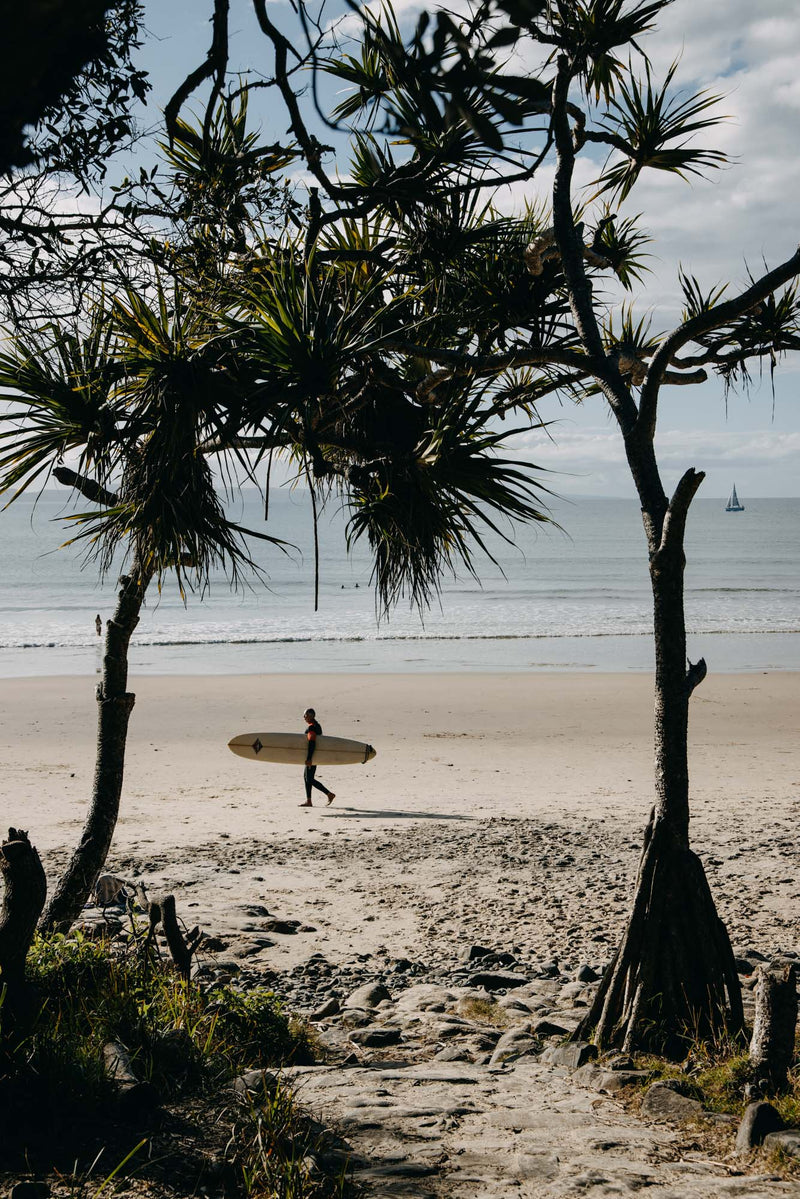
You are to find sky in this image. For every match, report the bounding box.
[113,1,800,497]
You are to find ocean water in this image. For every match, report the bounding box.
[0,489,797,676]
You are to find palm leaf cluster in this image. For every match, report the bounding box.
[0,287,282,596]
[594,61,726,202]
[544,0,667,102]
[347,396,552,610]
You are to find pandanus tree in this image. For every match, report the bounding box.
[0,105,552,935]
[168,0,800,1051]
[0,293,283,932]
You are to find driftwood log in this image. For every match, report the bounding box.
[0,828,47,1028]
[147,894,202,980]
[103,1039,158,1115]
[749,963,798,1092]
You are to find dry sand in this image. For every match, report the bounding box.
[2,670,798,969]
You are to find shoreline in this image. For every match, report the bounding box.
[1,627,799,677]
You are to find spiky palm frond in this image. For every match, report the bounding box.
[90,285,279,594]
[678,269,728,323]
[159,91,298,215]
[594,60,726,202]
[0,313,122,501]
[241,252,419,408]
[481,364,589,414]
[346,395,554,612]
[63,432,279,599]
[328,1,550,160]
[547,0,670,102]
[732,280,800,355]
[590,208,651,288]
[603,304,658,384]
[700,279,800,391]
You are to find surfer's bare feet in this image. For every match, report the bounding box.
[299,800,313,807]
[327,792,335,805]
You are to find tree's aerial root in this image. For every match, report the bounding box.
[574,810,744,1057]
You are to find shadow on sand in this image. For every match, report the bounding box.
[321,806,473,821]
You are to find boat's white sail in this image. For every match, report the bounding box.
[725,484,745,512]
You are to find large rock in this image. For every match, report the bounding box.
[344,981,391,1009]
[393,983,452,1010]
[230,1068,278,1100]
[11,1185,50,1199]
[735,1101,784,1151]
[309,996,340,1021]
[467,970,528,991]
[763,1129,800,1158]
[264,919,300,935]
[488,1028,539,1065]
[434,1044,473,1062]
[460,943,492,962]
[542,1041,597,1069]
[533,1018,570,1038]
[595,1070,651,1093]
[340,1007,373,1029]
[641,1080,704,1122]
[348,1025,402,1048]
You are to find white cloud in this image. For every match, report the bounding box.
[509,424,800,497]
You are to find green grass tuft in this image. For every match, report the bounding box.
[0,929,339,1196]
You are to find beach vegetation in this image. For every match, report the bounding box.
[456,996,512,1026]
[626,1041,800,1163]
[0,928,350,1197]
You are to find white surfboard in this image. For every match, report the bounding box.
[227,731,376,766]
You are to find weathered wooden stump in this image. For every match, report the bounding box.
[103,1040,158,1116]
[148,894,202,980]
[749,963,798,1093]
[0,828,47,1035]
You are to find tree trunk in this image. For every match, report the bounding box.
[40,555,152,933]
[0,828,47,1035]
[576,469,744,1054]
[750,964,798,1092]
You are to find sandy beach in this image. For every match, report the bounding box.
[3,670,798,973]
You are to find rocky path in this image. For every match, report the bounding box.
[276,980,800,1198]
[286,1056,791,1197]
[80,811,800,1196]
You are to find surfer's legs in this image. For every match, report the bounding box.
[304,764,315,801]
[305,764,334,803]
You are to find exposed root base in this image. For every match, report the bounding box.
[574,811,745,1057]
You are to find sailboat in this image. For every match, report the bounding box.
[725,483,745,512]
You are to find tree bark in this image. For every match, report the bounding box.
[40,553,153,933]
[148,894,202,981]
[750,964,798,1092]
[575,467,743,1054]
[0,828,47,1032]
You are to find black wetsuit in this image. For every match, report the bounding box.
[304,719,331,800]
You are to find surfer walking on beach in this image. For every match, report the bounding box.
[301,707,335,807]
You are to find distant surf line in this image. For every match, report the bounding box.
[3,626,799,650]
